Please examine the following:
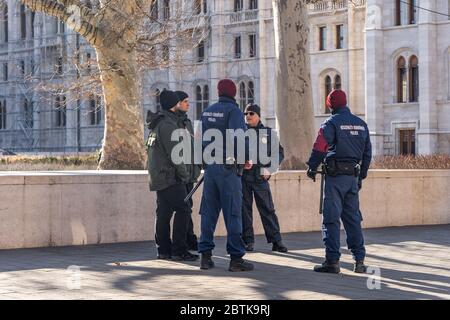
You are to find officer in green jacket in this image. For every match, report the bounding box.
[147,89,199,261]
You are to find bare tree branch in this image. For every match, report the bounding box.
[20,0,102,45]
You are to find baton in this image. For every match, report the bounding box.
[184,176,204,203]
[314,167,326,215]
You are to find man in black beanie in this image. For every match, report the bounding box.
[147,89,199,261]
[241,103,287,253]
[175,90,201,252]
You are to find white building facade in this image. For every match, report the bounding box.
[364,0,450,156]
[0,0,449,156]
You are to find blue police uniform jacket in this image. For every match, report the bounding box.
[307,106,372,179]
[201,96,248,162]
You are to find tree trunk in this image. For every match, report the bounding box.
[96,47,146,170]
[272,0,315,170]
[18,0,147,170]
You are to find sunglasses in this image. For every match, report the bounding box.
[244,112,256,116]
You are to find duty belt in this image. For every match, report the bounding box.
[325,160,361,177]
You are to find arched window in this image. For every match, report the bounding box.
[234,0,243,12]
[195,0,202,14]
[395,0,407,26]
[334,75,341,90]
[396,0,416,25]
[163,0,170,20]
[150,0,158,20]
[20,4,26,39]
[89,95,102,125]
[238,80,256,111]
[324,75,332,113]
[247,81,255,105]
[203,84,209,110]
[55,95,66,127]
[196,85,202,120]
[409,55,419,102]
[155,88,161,112]
[195,84,209,120]
[0,100,6,130]
[249,0,258,10]
[239,82,247,111]
[397,57,407,103]
[3,5,8,43]
[24,99,33,128]
[409,0,417,24]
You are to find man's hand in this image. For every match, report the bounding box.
[244,160,253,170]
[307,169,317,182]
[261,168,271,181]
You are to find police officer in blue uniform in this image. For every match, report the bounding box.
[241,104,287,253]
[306,89,372,274]
[198,79,254,272]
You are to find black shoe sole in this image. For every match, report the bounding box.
[228,267,254,272]
[172,256,199,262]
[272,248,288,253]
[228,263,254,272]
[313,267,340,274]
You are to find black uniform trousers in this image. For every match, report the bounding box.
[185,183,198,249]
[242,178,282,245]
[155,183,190,256]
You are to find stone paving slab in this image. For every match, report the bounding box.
[0,225,449,300]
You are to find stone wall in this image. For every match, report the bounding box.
[0,170,449,249]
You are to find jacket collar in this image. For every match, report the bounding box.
[332,106,350,115]
[176,109,188,119]
[161,109,179,121]
[247,121,265,130]
[218,96,238,105]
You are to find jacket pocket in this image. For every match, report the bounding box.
[161,165,176,184]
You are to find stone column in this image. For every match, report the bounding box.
[365,0,385,155]
[417,0,438,154]
[209,0,227,102]
[347,2,365,116]
[258,0,274,127]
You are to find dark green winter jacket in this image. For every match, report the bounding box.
[147,110,189,191]
[176,110,202,184]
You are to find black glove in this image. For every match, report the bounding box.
[358,178,362,191]
[307,169,317,182]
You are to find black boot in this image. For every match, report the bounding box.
[200,253,215,270]
[229,258,254,272]
[245,243,254,252]
[354,260,368,273]
[272,241,288,253]
[314,260,340,274]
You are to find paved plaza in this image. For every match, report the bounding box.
[1,225,449,300]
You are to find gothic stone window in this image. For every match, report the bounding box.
[0,100,6,130]
[397,56,407,103]
[195,84,209,120]
[409,55,419,102]
[239,80,255,111]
